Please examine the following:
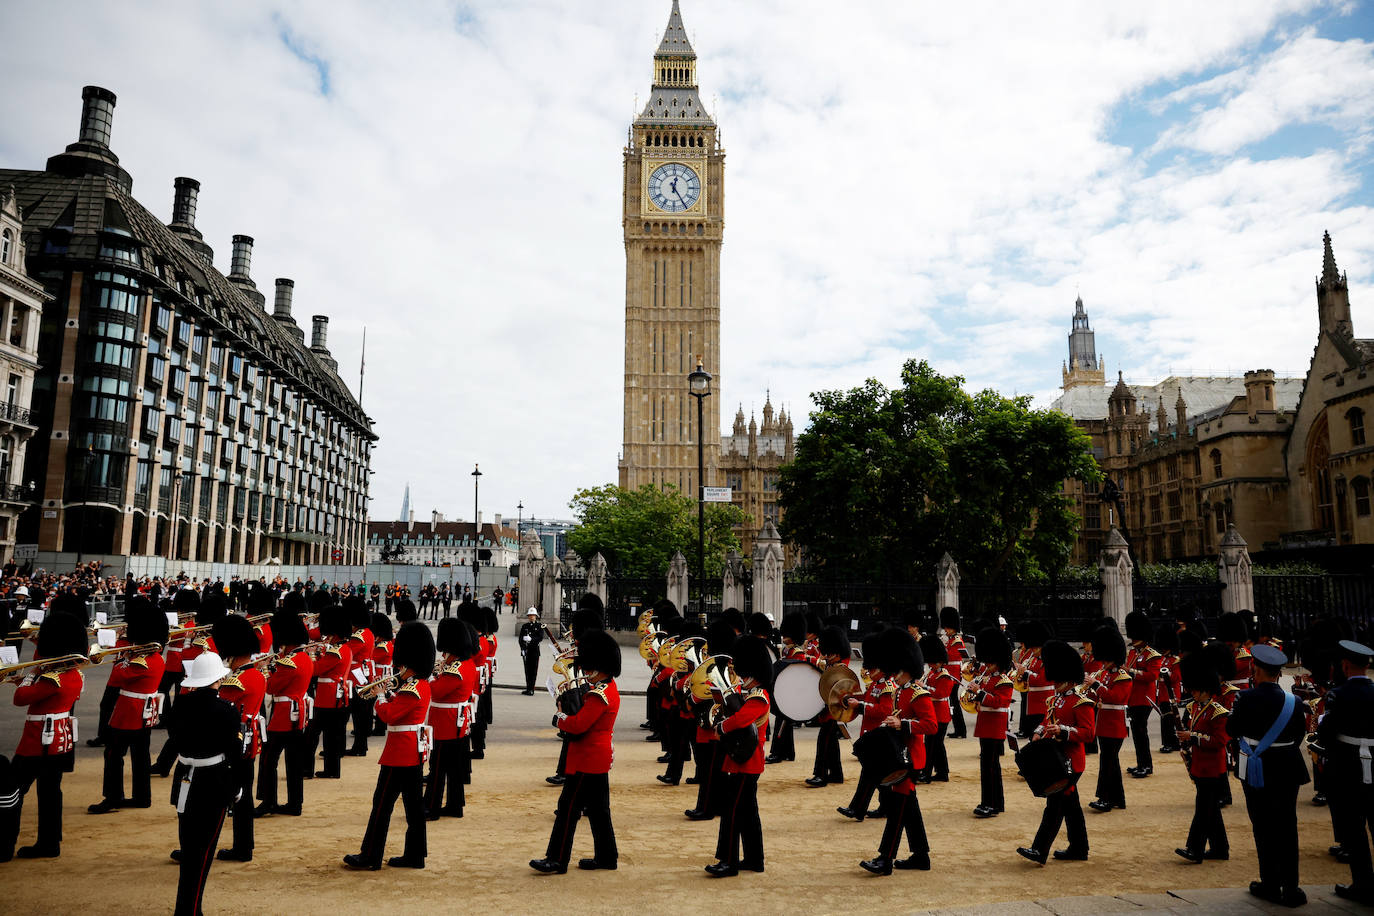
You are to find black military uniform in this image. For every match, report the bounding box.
[168,660,242,916]
[519,612,544,695]
[1316,640,1374,904]
[1226,643,1309,908]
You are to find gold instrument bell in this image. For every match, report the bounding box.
[636,609,655,637]
[689,654,737,702]
[669,637,707,674]
[819,664,861,723]
[656,635,681,668]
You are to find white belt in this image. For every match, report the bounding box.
[1242,738,1295,747]
[1100,703,1127,711]
[977,705,1005,713]
[388,724,424,733]
[1337,734,1374,784]
[119,690,157,700]
[176,753,225,767]
[1225,679,1249,688]
[26,712,70,722]
[316,678,339,684]
[430,702,463,710]
[1028,686,1053,693]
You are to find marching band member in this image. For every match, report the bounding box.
[860,629,937,875]
[1123,611,1162,779]
[1174,649,1230,864]
[972,626,1014,818]
[368,612,394,738]
[343,597,376,757]
[1203,640,1240,808]
[918,633,955,782]
[306,606,353,779]
[1155,622,1182,754]
[1316,638,1374,904]
[1087,624,1131,813]
[166,651,240,916]
[255,608,312,817]
[765,613,809,764]
[659,620,700,786]
[1015,620,1052,739]
[478,606,500,747]
[344,621,435,870]
[89,598,167,814]
[426,617,478,819]
[806,626,850,788]
[210,614,265,863]
[686,621,736,821]
[941,608,970,739]
[707,635,772,877]
[1,611,87,860]
[1017,639,1094,865]
[547,607,608,787]
[1227,642,1309,907]
[530,628,622,874]
[839,631,895,820]
[1219,612,1254,692]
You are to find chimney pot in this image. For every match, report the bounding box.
[229,235,254,281]
[171,177,200,229]
[78,86,117,147]
[273,278,295,320]
[311,315,329,351]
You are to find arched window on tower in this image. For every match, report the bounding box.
[1210,448,1223,480]
[1349,407,1366,447]
[0,229,11,265]
[1354,477,1371,517]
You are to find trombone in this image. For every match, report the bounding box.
[89,642,163,665]
[0,653,91,685]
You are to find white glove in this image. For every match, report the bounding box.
[522,635,531,644]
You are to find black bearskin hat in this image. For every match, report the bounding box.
[483,606,498,636]
[571,607,605,641]
[901,607,925,633]
[779,612,807,645]
[212,614,258,659]
[270,607,309,650]
[317,606,352,640]
[1201,640,1237,682]
[939,606,961,632]
[245,582,274,614]
[199,588,227,624]
[394,599,418,623]
[887,628,925,680]
[458,602,482,629]
[577,592,604,613]
[818,625,851,660]
[975,626,1012,671]
[436,618,478,660]
[1078,616,1104,646]
[1154,619,1180,653]
[1181,650,1222,695]
[1093,624,1127,667]
[1017,618,1049,649]
[172,587,201,613]
[721,607,747,634]
[1041,639,1084,684]
[731,635,773,690]
[577,629,622,679]
[804,611,823,637]
[370,613,394,642]
[1178,628,1205,659]
[861,631,892,674]
[706,619,737,657]
[342,595,370,629]
[919,632,948,666]
[393,621,436,677]
[37,610,88,658]
[747,611,773,637]
[308,588,335,612]
[1125,610,1153,643]
[652,598,680,619]
[48,592,87,621]
[126,597,170,647]
[1217,612,1248,645]
[282,590,305,615]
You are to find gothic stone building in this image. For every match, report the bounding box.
[0,87,374,564]
[1055,233,1373,565]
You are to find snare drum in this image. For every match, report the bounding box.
[1014,738,1074,797]
[853,727,911,786]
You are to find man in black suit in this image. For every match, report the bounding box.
[518,609,544,695]
[1318,639,1374,904]
[1226,643,1309,908]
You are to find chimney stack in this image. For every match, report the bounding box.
[311,315,329,351]
[273,278,295,321]
[48,86,132,190]
[170,177,200,230]
[229,235,254,282]
[78,85,117,148]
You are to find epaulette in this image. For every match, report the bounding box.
[1236,647,1251,659]
[1209,700,1230,717]
[442,661,463,676]
[192,636,211,650]
[907,685,931,700]
[40,670,63,686]
[399,678,421,697]
[275,655,297,669]
[220,674,242,691]
[745,685,768,703]
[326,645,343,657]
[129,654,149,669]
[1112,670,1132,684]
[879,681,897,697]
[1073,693,1094,707]
[994,674,1013,687]
[1142,647,1162,660]
[589,681,611,701]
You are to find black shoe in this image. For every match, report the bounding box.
[253,802,276,818]
[912,773,932,784]
[1158,745,1179,754]
[804,776,826,787]
[1335,884,1374,904]
[1052,848,1088,861]
[931,774,949,782]
[1249,881,1281,903]
[217,848,252,862]
[836,806,864,821]
[85,738,105,748]
[343,854,381,870]
[656,754,672,763]
[470,750,484,759]
[645,733,662,742]
[764,754,785,764]
[545,775,566,785]
[1312,792,1327,806]
[1130,767,1153,778]
[529,858,567,874]
[1125,766,1138,775]
[950,732,966,739]
[342,748,366,757]
[704,862,738,877]
[426,810,441,822]
[315,771,341,779]
[973,805,998,818]
[1174,847,1203,863]
[522,689,535,695]
[859,856,892,875]
[1201,849,1228,861]
[441,807,464,818]
[684,809,712,821]
[150,765,170,778]
[119,799,151,809]
[169,848,183,862]
[1088,800,1113,813]
[387,856,425,869]
[15,845,59,859]
[639,721,654,730]
[894,853,930,870]
[577,858,617,870]
[87,799,123,814]
[739,860,765,873]
[276,805,302,816]
[866,808,885,819]
[1016,847,1047,865]
[685,777,699,785]
[656,774,678,785]
[1278,887,1306,908]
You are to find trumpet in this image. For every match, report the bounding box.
[0,653,91,685]
[356,674,398,700]
[89,642,163,665]
[1012,664,1031,694]
[248,613,273,626]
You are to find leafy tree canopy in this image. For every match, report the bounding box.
[566,483,746,578]
[779,359,1100,583]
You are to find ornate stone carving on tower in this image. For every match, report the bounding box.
[619,0,724,498]
[1062,295,1105,390]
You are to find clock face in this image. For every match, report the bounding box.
[648,162,701,212]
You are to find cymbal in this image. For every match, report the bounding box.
[819,664,860,722]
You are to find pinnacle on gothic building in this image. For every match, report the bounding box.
[1062,294,1105,390]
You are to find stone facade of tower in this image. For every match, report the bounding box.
[1062,295,1105,390]
[719,395,794,557]
[618,1,724,500]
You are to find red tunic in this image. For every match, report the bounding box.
[1228,648,1253,690]
[164,623,193,674]
[1217,683,1239,712]
[1126,644,1162,707]
[429,659,473,741]
[372,639,394,679]
[558,679,620,774]
[944,636,969,680]
[180,634,215,667]
[1183,698,1230,778]
[1042,689,1096,774]
[925,669,957,725]
[1025,654,1053,717]
[891,684,938,794]
[973,673,1014,739]
[377,677,432,767]
[107,651,165,730]
[255,623,272,656]
[1094,668,1132,740]
[720,690,769,775]
[854,679,896,736]
[312,643,353,710]
[13,668,84,757]
[219,666,267,759]
[265,650,313,732]
[347,628,375,689]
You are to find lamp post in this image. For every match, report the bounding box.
[517,500,523,541]
[74,448,96,567]
[431,509,438,567]
[687,360,712,616]
[471,464,482,603]
[170,470,193,562]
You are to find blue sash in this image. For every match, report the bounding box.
[1237,691,1296,789]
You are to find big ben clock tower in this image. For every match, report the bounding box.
[619,0,724,497]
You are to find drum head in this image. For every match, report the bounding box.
[773,662,824,722]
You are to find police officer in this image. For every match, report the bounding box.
[1226,642,1309,908]
[519,608,544,695]
[1317,639,1374,904]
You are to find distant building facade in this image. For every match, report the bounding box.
[720,396,793,553]
[0,87,375,564]
[366,518,518,571]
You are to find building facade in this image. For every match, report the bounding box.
[0,186,49,560]
[0,86,375,564]
[366,519,518,571]
[720,396,793,551]
[1054,234,1373,565]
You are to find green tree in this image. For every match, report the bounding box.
[779,360,1100,583]
[566,483,746,578]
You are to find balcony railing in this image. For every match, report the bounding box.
[0,402,34,426]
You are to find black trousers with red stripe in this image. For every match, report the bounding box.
[175,778,229,916]
[424,737,467,815]
[358,764,426,865]
[544,771,616,866]
[714,772,763,866]
[878,787,928,859]
[692,739,724,815]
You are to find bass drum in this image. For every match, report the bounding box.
[1014,738,1074,797]
[772,659,824,723]
[853,727,911,786]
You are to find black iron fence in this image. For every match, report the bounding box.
[1253,574,1374,649]
[780,581,937,638]
[959,582,1104,639]
[603,576,666,631]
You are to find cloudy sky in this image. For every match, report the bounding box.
[4,1,1373,525]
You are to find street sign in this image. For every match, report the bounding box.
[331,549,343,562]
[14,544,38,560]
[702,487,733,502]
